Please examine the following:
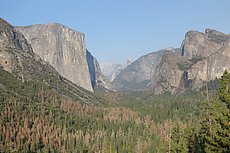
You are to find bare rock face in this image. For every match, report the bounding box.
[205,29,229,44]
[112,28,229,94]
[0,18,45,80]
[181,30,224,58]
[153,29,230,94]
[188,39,230,89]
[16,24,93,91]
[0,18,64,84]
[0,19,32,53]
[0,18,107,102]
[112,49,172,91]
[153,51,184,94]
[86,50,111,92]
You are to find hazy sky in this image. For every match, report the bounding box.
[1,0,230,63]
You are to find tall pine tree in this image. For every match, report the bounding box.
[219,70,230,109]
[198,70,230,152]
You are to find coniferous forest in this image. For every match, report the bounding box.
[1,0,230,152]
[0,61,230,152]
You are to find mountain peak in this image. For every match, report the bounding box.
[181,29,225,58]
[16,22,110,92]
[205,28,229,44]
[16,23,93,91]
[0,18,33,53]
[0,18,12,29]
[154,28,230,94]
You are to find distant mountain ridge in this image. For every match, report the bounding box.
[16,23,110,92]
[111,48,179,91]
[100,59,131,82]
[112,29,230,94]
[153,28,230,94]
[2,17,229,95]
[86,50,111,92]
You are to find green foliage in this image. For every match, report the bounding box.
[219,70,230,108]
[197,99,229,152]
[116,91,203,122]
[0,97,167,152]
[171,121,189,152]
[173,70,230,153]
[0,68,167,152]
[1,67,230,152]
[199,70,230,152]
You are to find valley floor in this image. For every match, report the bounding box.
[0,71,230,152]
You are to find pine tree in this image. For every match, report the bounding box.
[198,70,230,152]
[217,70,230,151]
[171,121,189,153]
[219,70,230,109]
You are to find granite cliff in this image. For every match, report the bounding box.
[112,49,173,91]
[0,18,54,83]
[16,24,110,92]
[0,18,103,102]
[86,50,111,92]
[153,29,230,94]
[3,17,229,94]
[112,29,230,94]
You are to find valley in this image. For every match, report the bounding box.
[0,18,229,152]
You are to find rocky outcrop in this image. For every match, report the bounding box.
[112,49,175,91]
[0,18,44,81]
[100,60,131,82]
[153,29,230,94]
[0,20,32,53]
[0,18,108,103]
[187,39,230,89]
[16,23,94,91]
[181,29,228,58]
[11,19,229,94]
[86,50,111,92]
[111,28,229,94]
[152,51,184,94]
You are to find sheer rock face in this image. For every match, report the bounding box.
[111,28,230,94]
[153,29,230,94]
[0,18,107,102]
[112,49,173,91]
[16,24,94,91]
[187,39,230,88]
[181,30,225,58]
[152,51,184,95]
[86,50,111,92]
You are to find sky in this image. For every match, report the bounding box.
[1,0,230,64]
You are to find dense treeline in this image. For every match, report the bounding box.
[199,71,229,152]
[0,90,168,152]
[169,71,230,152]
[0,71,229,152]
[112,91,203,123]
